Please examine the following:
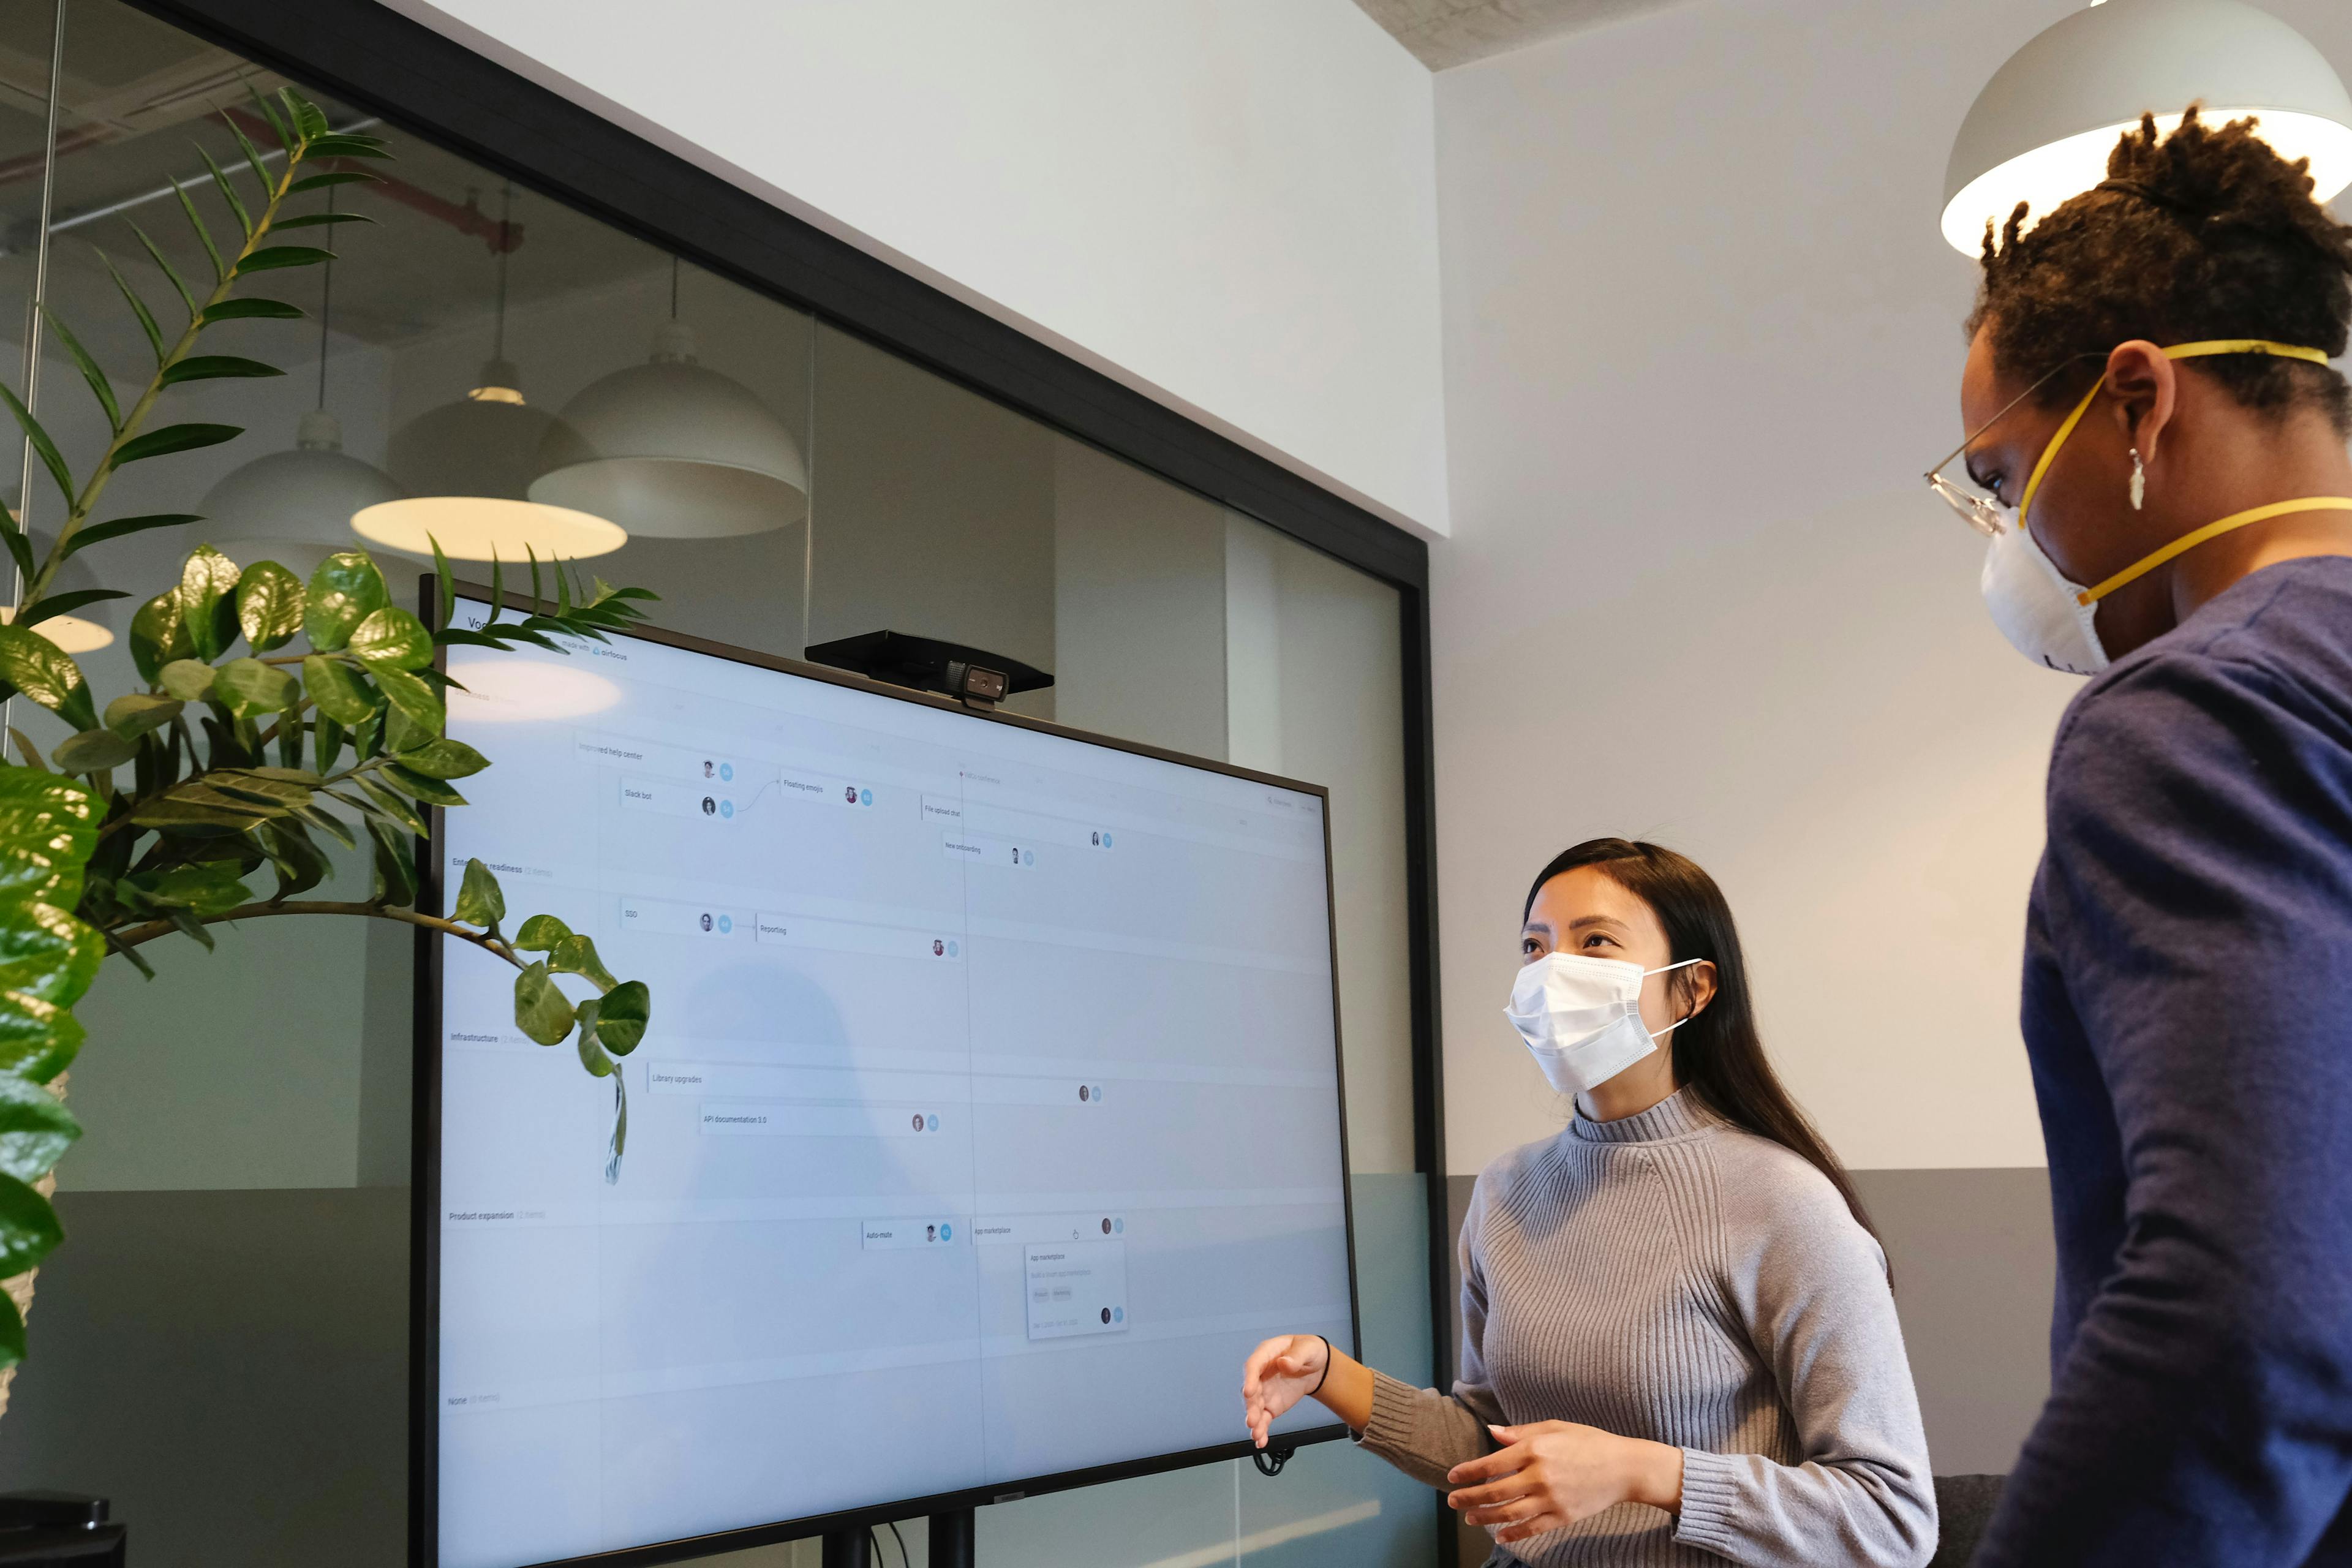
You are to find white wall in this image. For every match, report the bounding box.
[379,0,1452,539]
[1429,0,2352,1175]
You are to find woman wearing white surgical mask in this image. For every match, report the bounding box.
[1242,839,1934,1567]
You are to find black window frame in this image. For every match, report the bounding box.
[112,2,1455,1561]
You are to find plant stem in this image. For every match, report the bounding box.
[105,899,516,961]
[26,132,307,604]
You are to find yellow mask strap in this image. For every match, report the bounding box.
[2016,340,2333,525]
[2076,497,2352,605]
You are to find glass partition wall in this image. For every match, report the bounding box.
[0,2,1438,1564]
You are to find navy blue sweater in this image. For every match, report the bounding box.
[1979,557,2352,1566]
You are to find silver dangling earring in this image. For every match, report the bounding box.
[2129,448,2147,511]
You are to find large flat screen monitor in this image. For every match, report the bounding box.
[418,593,1357,1568]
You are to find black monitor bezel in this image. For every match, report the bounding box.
[413,579,1362,1568]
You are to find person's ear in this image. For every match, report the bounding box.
[2103,341,2179,467]
[1677,960,1719,1022]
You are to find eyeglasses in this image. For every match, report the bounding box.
[1924,354,2103,538]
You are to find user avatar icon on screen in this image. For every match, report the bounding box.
[911,1114,924,1132]
[927,1225,937,1243]
[701,796,715,815]
[933,940,944,957]
[702,760,713,778]
[845,785,858,804]
[699,913,713,932]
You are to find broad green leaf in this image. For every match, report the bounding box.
[304,552,388,651]
[178,546,242,662]
[130,591,192,684]
[115,422,241,467]
[451,858,504,927]
[198,298,303,325]
[0,900,102,1008]
[302,134,393,159]
[0,382,72,510]
[159,659,216,703]
[235,561,305,650]
[136,861,251,917]
[285,171,380,195]
[98,249,165,363]
[159,355,282,387]
[214,658,300,717]
[0,627,96,731]
[392,737,488,779]
[48,729,135,774]
[0,1284,23,1368]
[301,656,378,726]
[0,1171,64,1277]
[0,1076,76,1186]
[289,92,330,140]
[598,979,650,1055]
[372,666,443,733]
[312,715,346,777]
[270,211,374,231]
[0,519,28,590]
[238,244,334,273]
[382,764,465,808]
[353,775,428,837]
[348,606,432,670]
[513,960,575,1046]
[129,793,274,831]
[513,914,571,952]
[0,990,84,1084]
[105,693,183,739]
[67,513,202,556]
[40,307,118,431]
[254,817,328,900]
[0,773,96,907]
[577,1027,615,1078]
[550,934,617,990]
[126,220,197,322]
[206,769,316,812]
[363,814,416,905]
[12,589,129,628]
[383,702,431,756]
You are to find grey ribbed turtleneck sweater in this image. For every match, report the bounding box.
[1358,1088,1936,1567]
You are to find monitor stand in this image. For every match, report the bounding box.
[819,1510,973,1568]
[927,1507,976,1567]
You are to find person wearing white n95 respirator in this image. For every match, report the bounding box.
[1242,839,1933,1567]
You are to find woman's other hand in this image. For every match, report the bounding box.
[1240,1334,1329,1448]
[1444,1421,1684,1544]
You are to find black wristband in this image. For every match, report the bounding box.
[1309,1335,1332,1395]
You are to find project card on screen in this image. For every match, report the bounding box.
[429,598,1355,1568]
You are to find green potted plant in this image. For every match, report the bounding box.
[0,88,654,1393]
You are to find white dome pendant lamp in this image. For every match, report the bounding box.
[526,256,808,538]
[363,184,623,564]
[1942,0,2352,256]
[202,204,404,584]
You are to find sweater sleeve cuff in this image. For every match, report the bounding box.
[1355,1368,1425,1453]
[1672,1447,1746,1555]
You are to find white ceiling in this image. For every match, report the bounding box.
[1353,0,1690,69]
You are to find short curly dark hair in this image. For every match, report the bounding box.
[1966,105,2352,435]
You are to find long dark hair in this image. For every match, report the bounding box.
[1524,837,1879,1242]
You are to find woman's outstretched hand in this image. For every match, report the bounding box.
[1445,1421,1684,1544]
[1240,1334,1330,1449]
